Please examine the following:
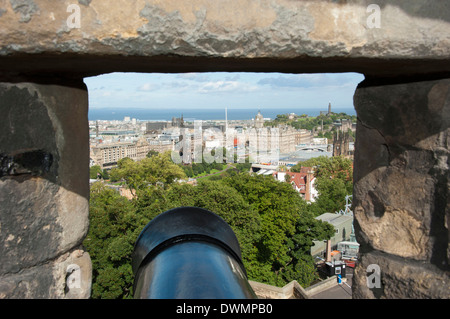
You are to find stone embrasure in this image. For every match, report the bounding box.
[0,0,449,300]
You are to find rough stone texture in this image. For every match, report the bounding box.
[0,81,91,298]
[352,76,449,299]
[0,0,449,77]
[353,250,449,299]
[0,246,91,299]
[249,280,308,299]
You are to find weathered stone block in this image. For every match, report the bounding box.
[0,1,449,76]
[353,77,449,298]
[0,246,92,299]
[0,81,90,298]
[353,250,449,299]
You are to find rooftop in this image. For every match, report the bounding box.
[316,213,353,227]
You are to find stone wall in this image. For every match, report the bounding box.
[249,280,308,299]
[0,0,448,298]
[0,1,449,77]
[352,76,449,298]
[0,80,91,298]
[249,276,341,299]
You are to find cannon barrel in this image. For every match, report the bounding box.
[132,207,257,299]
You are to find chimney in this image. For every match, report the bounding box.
[325,240,332,262]
[305,169,314,201]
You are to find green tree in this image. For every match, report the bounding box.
[146,150,159,158]
[291,156,353,182]
[84,182,139,299]
[314,156,353,182]
[85,153,187,299]
[222,174,305,285]
[89,165,102,179]
[108,157,132,183]
[276,213,335,286]
[102,169,110,180]
[110,151,186,194]
[309,177,352,215]
[86,160,340,297]
[155,180,261,271]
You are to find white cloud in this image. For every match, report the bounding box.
[177,73,211,82]
[138,83,160,91]
[197,80,258,94]
[258,73,363,89]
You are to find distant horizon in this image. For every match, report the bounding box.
[88,105,347,111]
[88,106,356,121]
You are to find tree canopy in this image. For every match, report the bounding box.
[109,151,186,194]
[84,155,348,298]
[264,112,356,132]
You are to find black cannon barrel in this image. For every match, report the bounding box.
[132,206,257,299]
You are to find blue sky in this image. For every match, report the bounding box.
[84,72,364,110]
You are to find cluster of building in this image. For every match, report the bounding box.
[89,117,175,169]
[89,109,355,171]
[89,111,304,168]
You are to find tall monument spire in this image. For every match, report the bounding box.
[225,107,228,132]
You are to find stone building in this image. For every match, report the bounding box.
[172,115,184,128]
[147,139,174,154]
[332,131,353,159]
[295,129,313,145]
[90,138,169,169]
[90,141,132,168]
[253,111,311,155]
[278,125,297,154]
[254,110,264,129]
[333,119,353,133]
[249,125,296,162]
[145,121,168,133]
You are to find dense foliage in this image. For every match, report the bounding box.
[108,152,186,194]
[84,152,348,299]
[265,112,356,131]
[89,165,109,180]
[179,161,225,178]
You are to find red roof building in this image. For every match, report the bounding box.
[273,167,318,202]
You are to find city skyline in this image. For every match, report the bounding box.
[84,72,365,111]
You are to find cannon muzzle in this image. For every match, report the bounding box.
[132,207,257,299]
